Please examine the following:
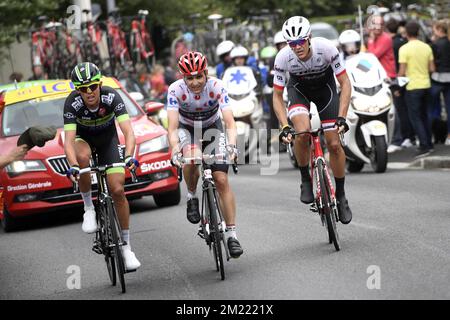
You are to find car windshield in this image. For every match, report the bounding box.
[312,28,339,40]
[2,89,143,137]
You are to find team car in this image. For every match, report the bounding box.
[0,78,180,231]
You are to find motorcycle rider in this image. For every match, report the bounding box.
[230,46,263,96]
[338,29,362,60]
[216,40,235,79]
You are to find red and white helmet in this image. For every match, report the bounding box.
[178,51,208,76]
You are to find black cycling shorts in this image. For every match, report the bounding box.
[286,75,340,130]
[178,119,229,174]
[76,128,124,173]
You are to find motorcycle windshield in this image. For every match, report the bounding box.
[345,53,387,88]
[222,66,257,95]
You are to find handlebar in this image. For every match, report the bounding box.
[292,128,346,147]
[173,153,238,181]
[71,162,138,192]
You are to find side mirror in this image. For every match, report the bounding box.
[145,101,164,116]
[129,92,144,104]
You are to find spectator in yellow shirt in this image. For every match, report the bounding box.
[398,21,435,158]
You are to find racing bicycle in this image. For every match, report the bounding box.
[73,154,138,293]
[292,128,343,251]
[177,153,238,280]
[129,10,155,73]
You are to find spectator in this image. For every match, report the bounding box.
[0,145,28,169]
[162,56,176,86]
[9,72,23,83]
[149,64,168,101]
[398,21,436,158]
[366,15,397,79]
[385,18,416,153]
[430,20,450,145]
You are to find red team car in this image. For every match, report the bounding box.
[0,78,180,231]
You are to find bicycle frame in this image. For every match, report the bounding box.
[74,159,138,292]
[293,128,341,250]
[308,131,336,207]
[181,153,237,279]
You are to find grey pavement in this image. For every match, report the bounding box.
[1,154,449,300]
[388,143,450,169]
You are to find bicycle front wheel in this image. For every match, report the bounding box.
[317,160,340,251]
[206,186,225,280]
[97,203,116,285]
[106,198,126,293]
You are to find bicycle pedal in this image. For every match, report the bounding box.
[197,228,206,240]
[309,203,318,213]
[92,243,103,255]
[125,269,137,273]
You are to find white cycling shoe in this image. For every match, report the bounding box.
[82,207,97,234]
[121,248,141,271]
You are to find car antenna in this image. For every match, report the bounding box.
[14,79,18,89]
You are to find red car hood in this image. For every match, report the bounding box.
[1,115,167,159]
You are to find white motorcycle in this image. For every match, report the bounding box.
[222,66,265,161]
[343,52,405,173]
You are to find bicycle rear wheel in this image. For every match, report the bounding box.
[97,203,116,285]
[207,187,225,280]
[106,198,126,293]
[318,160,340,251]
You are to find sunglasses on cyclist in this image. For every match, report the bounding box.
[76,82,100,93]
[288,38,309,48]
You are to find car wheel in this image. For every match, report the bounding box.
[153,185,181,207]
[1,207,19,232]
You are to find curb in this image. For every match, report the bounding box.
[408,156,450,169]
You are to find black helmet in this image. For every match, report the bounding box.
[70,62,101,88]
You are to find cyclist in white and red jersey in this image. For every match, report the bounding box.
[273,16,353,224]
[167,51,243,258]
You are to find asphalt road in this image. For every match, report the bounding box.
[1,153,450,300]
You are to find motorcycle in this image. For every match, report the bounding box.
[222,66,266,161]
[343,52,407,173]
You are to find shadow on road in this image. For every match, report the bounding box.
[1,195,167,234]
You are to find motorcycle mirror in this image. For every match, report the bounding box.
[145,101,164,116]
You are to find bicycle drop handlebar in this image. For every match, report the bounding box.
[175,153,238,182]
[72,163,138,192]
[292,128,346,148]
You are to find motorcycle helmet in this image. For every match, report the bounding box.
[216,40,235,57]
[230,46,249,59]
[260,46,278,59]
[338,30,361,56]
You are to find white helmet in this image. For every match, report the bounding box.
[282,16,311,42]
[274,31,285,45]
[230,46,249,59]
[216,40,235,57]
[338,29,361,45]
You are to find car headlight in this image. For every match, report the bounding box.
[6,160,47,176]
[351,97,369,112]
[139,135,169,155]
[351,94,392,113]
